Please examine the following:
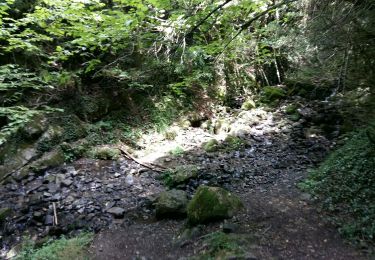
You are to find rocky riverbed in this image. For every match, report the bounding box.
[0,98,366,259]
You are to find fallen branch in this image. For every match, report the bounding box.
[53,202,58,226]
[119,145,167,173]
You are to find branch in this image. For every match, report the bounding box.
[216,0,297,60]
[186,0,234,40]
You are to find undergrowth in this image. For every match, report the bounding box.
[16,233,93,260]
[299,129,375,249]
[194,231,247,259]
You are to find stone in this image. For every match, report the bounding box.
[164,165,199,187]
[29,149,65,173]
[21,115,48,139]
[45,214,54,225]
[33,211,44,221]
[125,174,134,185]
[155,190,188,219]
[187,186,243,224]
[107,207,125,218]
[61,178,73,187]
[0,207,12,223]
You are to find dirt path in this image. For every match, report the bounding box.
[89,104,368,259]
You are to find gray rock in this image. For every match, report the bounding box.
[45,215,54,225]
[155,190,188,219]
[61,178,73,187]
[107,207,125,218]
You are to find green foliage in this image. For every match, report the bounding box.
[224,135,246,151]
[260,86,286,104]
[203,139,219,153]
[160,165,198,188]
[16,233,93,260]
[89,146,121,160]
[299,129,375,247]
[195,232,247,260]
[168,145,184,157]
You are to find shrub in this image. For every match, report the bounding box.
[299,129,375,247]
[16,233,93,260]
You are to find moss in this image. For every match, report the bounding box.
[168,146,184,156]
[155,190,188,219]
[194,232,251,260]
[60,142,89,162]
[241,99,256,110]
[203,139,219,153]
[163,130,177,140]
[260,86,286,104]
[28,149,65,174]
[285,104,298,115]
[224,135,245,151]
[162,165,199,188]
[90,146,121,160]
[187,186,243,225]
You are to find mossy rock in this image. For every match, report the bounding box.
[20,115,48,140]
[162,165,199,187]
[224,135,245,150]
[37,125,65,153]
[155,189,188,219]
[289,113,301,122]
[203,139,219,153]
[241,99,256,110]
[29,148,65,173]
[187,186,243,224]
[90,146,121,160]
[60,142,89,162]
[285,104,298,115]
[260,86,286,103]
[12,148,65,181]
[0,207,12,223]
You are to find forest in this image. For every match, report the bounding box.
[0,0,374,259]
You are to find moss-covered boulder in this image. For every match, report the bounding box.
[187,186,243,224]
[20,115,48,140]
[260,86,286,104]
[155,189,188,219]
[14,148,65,180]
[163,165,199,188]
[203,139,219,153]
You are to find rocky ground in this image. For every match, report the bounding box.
[0,98,368,259]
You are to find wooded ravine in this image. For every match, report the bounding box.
[0,0,374,259]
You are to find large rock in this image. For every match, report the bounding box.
[155,190,188,219]
[14,148,65,181]
[187,186,243,224]
[163,165,199,187]
[20,115,48,140]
